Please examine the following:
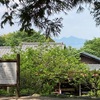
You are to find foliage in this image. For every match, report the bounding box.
[89,70,100,97]
[20,89,34,96]
[0,89,14,96]
[80,38,100,57]
[0,30,54,46]
[2,46,86,95]
[2,44,100,97]
[73,68,100,97]
[92,1,100,26]
[80,70,100,97]
[0,0,96,37]
[0,89,7,96]
[0,36,5,46]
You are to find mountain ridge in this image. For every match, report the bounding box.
[54,36,87,49]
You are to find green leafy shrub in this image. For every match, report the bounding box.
[20,89,34,96]
[0,89,14,96]
[3,46,86,96]
[0,89,7,96]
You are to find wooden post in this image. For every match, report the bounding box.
[79,84,81,96]
[7,87,10,93]
[59,82,61,94]
[16,54,20,97]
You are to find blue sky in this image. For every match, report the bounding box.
[0,4,100,40]
[54,8,100,40]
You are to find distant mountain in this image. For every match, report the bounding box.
[54,36,87,49]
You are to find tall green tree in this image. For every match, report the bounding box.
[0,36,5,46]
[80,38,100,57]
[92,1,100,26]
[1,0,97,37]
[89,70,100,97]
[0,30,54,46]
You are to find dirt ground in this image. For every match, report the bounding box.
[0,96,99,100]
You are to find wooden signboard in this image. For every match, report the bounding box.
[0,62,17,85]
[0,54,20,97]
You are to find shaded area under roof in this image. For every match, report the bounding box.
[80,52,100,63]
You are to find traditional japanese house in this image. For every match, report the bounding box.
[80,52,100,69]
[54,52,100,95]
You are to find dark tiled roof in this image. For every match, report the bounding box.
[0,46,12,58]
[21,42,65,50]
[0,42,65,57]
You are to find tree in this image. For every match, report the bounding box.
[80,38,100,57]
[92,1,100,26]
[0,36,5,46]
[72,68,100,97]
[3,46,86,95]
[0,30,54,46]
[89,70,100,97]
[0,0,95,37]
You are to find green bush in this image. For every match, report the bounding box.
[3,46,86,96]
[41,83,53,95]
[97,90,100,97]
[0,89,7,96]
[20,88,34,96]
[0,89,13,96]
